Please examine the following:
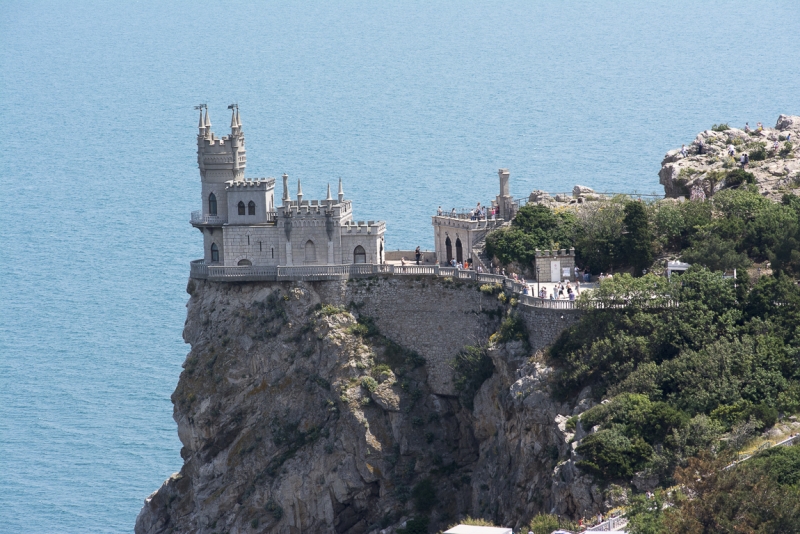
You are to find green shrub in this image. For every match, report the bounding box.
[780,141,794,157]
[711,123,730,132]
[360,376,378,392]
[725,168,756,187]
[480,283,501,295]
[749,143,768,161]
[494,313,527,344]
[452,345,494,410]
[528,513,577,534]
[576,429,653,479]
[318,304,345,316]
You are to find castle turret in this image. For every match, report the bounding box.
[338,178,344,203]
[194,105,248,226]
[282,173,290,205]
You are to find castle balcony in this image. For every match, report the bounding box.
[191,210,228,226]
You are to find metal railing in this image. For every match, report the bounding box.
[586,515,628,532]
[189,260,589,310]
[191,210,228,225]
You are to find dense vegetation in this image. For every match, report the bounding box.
[551,270,800,484]
[626,446,800,533]
[486,186,800,277]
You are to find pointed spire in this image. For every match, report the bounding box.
[204,109,211,128]
[282,173,290,204]
[230,108,237,129]
[236,108,241,128]
[297,178,304,203]
[326,183,333,201]
[337,177,344,203]
[198,108,205,130]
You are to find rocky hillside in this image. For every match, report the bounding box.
[659,115,800,200]
[135,278,602,534]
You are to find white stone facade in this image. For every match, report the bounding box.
[191,105,385,267]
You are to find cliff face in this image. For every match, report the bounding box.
[136,277,600,534]
[659,114,800,200]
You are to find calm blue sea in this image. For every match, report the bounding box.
[1,1,798,531]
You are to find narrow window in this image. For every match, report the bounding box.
[304,240,316,263]
[248,201,255,215]
[238,201,245,215]
[210,243,219,262]
[247,235,250,245]
[445,237,452,263]
[209,193,217,216]
[271,247,274,259]
[354,245,366,264]
[259,241,262,252]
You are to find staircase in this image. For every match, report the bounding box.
[471,220,508,272]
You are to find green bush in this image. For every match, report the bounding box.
[452,345,494,409]
[528,513,578,534]
[711,123,730,132]
[780,141,794,157]
[479,283,501,295]
[576,429,653,479]
[494,313,527,344]
[725,168,756,187]
[360,376,378,392]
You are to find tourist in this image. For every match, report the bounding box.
[680,144,687,157]
[457,261,463,270]
[451,207,456,217]
[549,292,555,300]
[697,139,705,155]
[757,122,763,132]
[476,264,483,274]
[774,140,781,152]
[574,265,580,279]
[745,122,751,132]
[437,206,443,216]
[569,289,575,301]
[575,280,581,294]
[727,144,736,156]
[787,133,792,142]
[740,153,747,168]
[558,285,565,299]
[523,286,529,295]
[415,246,421,265]
[583,267,590,282]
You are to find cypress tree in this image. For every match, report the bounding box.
[622,201,653,276]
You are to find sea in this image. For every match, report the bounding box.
[1,1,798,531]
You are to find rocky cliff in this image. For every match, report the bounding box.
[659,115,800,200]
[136,277,601,534]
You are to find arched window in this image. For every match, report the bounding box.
[209,193,217,216]
[354,245,366,264]
[210,243,219,262]
[445,237,453,263]
[237,259,252,266]
[248,201,255,215]
[304,240,316,263]
[456,238,463,263]
[238,201,245,215]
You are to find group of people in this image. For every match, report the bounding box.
[437,202,498,221]
[537,280,580,301]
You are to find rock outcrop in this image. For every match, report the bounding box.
[136,278,602,534]
[659,115,800,200]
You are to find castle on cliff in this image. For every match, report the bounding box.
[191,105,386,267]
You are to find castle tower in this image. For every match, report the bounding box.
[195,105,247,223]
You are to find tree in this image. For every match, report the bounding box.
[622,201,654,276]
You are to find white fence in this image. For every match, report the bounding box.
[189,260,586,310]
